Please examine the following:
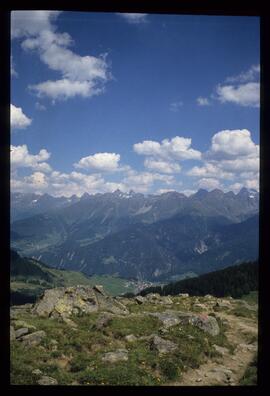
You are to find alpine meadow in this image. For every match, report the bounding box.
[10,11,259,387]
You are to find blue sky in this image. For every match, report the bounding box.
[11,11,260,196]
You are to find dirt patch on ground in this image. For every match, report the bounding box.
[168,311,258,386]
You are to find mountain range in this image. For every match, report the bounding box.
[11,188,259,281]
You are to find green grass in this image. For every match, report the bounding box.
[240,291,258,305]
[239,357,257,385]
[230,306,257,319]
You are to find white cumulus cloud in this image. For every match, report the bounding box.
[74,152,121,172]
[225,64,260,84]
[11,104,32,129]
[144,158,181,174]
[197,178,222,191]
[12,11,110,101]
[134,136,201,162]
[216,82,260,107]
[11,144,51,172]
[208,129,259,160]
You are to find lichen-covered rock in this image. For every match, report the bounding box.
[32,285,129,319]
[101,349,128,363]
[150,335,178,354]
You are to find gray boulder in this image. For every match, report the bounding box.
[150,335,178,354]
[101,349,128,363]
[95,312,114,330]
[37,376,58,385]
[135,296,145,305]
[148,312,181,328]
[124,334,137,343]
[189,314,220,336]
[15,327,29,339]
[20,330,46,347]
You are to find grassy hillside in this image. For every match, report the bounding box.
[11,250,136,304]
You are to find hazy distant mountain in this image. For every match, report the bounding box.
[11,188,259,281]
[11,192,80,221]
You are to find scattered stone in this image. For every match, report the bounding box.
[10,326,16,341]
[62,316,78,329]
[135,296,145,305]
[238,343,257,352]
[37,376,58,385]
[193,303,207,310]
[146,293,161,303]
[159,327,169,335]
[187,335,195,340]
[32,369,42,376]
[196,378,202,382]
[207,367,233,383]
[149,311,181,328]
[124,334,137,343]
[49,339,58,351]
[213,344,229,356]
[93,284,106,296]
[101,349,128,363]
[95,312,114,330]
[20,330,46,347]
[217,300,231,309]
[178,293,189,297]
[150,335,178,354]
[15,327,29,339]
[161,296,173,305]
[117,297,134,306]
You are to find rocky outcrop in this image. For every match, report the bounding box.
[32,285,129,319]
